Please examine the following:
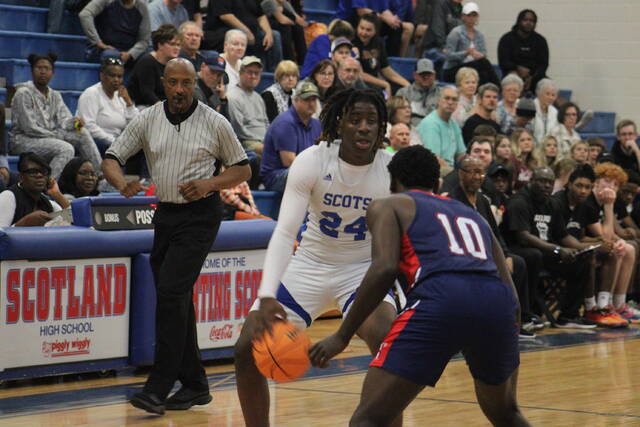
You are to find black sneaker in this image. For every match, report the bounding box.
[519,329,536,340]
[165,387,212,410]
[530,315,546,330]
[555,316,597,329]
[130,391,165,415]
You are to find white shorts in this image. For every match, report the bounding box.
[251,254,399,329]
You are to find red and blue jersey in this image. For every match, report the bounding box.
[397,190,499,295]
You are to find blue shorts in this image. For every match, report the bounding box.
[370,272,519,386]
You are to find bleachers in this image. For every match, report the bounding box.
[0,4,83,35]
[0,0,623,163]
[0,30,87,62]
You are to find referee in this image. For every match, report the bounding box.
[102,58,250,415]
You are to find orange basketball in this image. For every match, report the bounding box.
[252,321,311,382]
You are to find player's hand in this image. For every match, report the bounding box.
[178,179,212,201]
[119,180,148,198]
[254,297,287,338]
[309,333,349,368]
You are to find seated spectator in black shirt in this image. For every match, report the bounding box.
[128,25,180,105]
[504,166,595,328]
[0,153,70,227]
[488,163,512,220]
[450,156,537,338]
[79,0,151,66]
[552,164,630,328]
[498,9,549,94]
[261,60,299,123]
[178,21,205,69]
[461,83,501,145]
[194,52,230,118]
[610,119,640,184]
[578,162,640,321]
[352,14,409,96]
[58,157,101,199]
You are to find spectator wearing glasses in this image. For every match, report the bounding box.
[0,152,70,227]
[58,157,101,199]
[178,21,205,69]
[10,53,102,180]
[79,0,151,66]
[550,102,582,160]
[128,24,181,106]
[385,96,421,146]
[449,155,536,338]
[417,86,465,176]
[77,57,139,155]
[305,60,339,118]
[610,119,640,185]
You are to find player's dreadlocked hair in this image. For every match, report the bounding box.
[388,146,440,191]
[318,88,387,148]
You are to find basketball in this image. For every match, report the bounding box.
[252,321,311,382]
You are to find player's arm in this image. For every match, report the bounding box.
[310,197,401,367]
[491,232,520,323]
[255,149,319,332]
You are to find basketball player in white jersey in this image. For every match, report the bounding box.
[234,89,399,427]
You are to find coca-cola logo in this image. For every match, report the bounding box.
[209,324,233,341]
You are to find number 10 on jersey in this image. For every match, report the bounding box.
[436,213,488,259]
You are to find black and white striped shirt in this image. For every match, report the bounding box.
[107,101,247,203]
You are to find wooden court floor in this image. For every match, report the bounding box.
[1,320,639,426]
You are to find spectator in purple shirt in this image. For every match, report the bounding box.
[260,81,322,192]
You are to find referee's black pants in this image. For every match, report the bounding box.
[144,194,222,399]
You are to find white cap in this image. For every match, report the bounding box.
[462,2,479,15]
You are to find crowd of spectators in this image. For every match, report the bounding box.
[2,1,640,334]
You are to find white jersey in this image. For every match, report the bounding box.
[297,141,392,264]
[258,141,392,298]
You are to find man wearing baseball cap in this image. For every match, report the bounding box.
[330,37,354,65]
[260,81,322,192]
[397,58,441,127]
[194,52,229,118]
[228,55,270,188]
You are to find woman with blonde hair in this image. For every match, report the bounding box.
[261,60,299,122]
[452,66,478,127]
[510,128,540,190]
[536,135,559,167]
[570,140,590,165]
